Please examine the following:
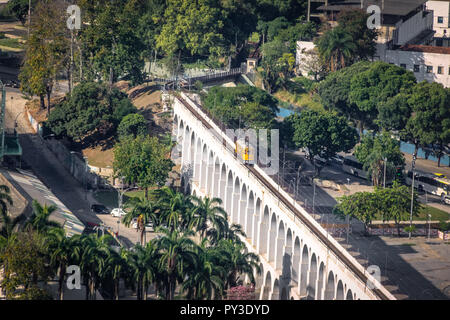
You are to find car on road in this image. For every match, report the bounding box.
[131,218,154,231]
[90,204,109,215]
[111,208,127,217]
[442,195,450,206]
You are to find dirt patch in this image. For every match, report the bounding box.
[82,144,114,168]
[26,95,65,123]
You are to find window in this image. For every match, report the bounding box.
[438,66,443,74]
[438,16,444,23]
[426,65,433,73]
[414,64,420,72]
[400,63,406,69]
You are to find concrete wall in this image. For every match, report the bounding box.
[385,49,450,87]
[427,0,450,37]
[395,9,433,45]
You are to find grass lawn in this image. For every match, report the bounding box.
[374,205,449,222]
[0,38,24,49]
[417,206,450,221]
[93,189,151,208]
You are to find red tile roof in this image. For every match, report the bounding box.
[400,44,450,54]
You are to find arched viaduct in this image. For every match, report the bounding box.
[171,92,395,300]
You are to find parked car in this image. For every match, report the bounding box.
[111,208,126,217]
[442,195,450,206]
[90,204,109,215]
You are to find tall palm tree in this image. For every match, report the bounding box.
[316,26,357,72]
[155,187,194,232]
[0,185,15,241]
[190,196,227,240]
[182,238,225,300]
[123,197,159,245]
[212,239,261,290]
[28,200,60,232]
[46,228,75,300]
[155,227,197,300]
[103,247,128,300]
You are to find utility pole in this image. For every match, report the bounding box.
[409,152,417,239]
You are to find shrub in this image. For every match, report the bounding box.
[117,113,147,140]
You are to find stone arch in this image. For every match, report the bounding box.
[232,177,241,224]
[300,245,309,297]
[346,289,353,300]
[255,263,264,297]
[268,212,278,262]
[183,126,191,165]
[190,131,196,167]
[219,163,227,206]
[246,191,255,239]
[336,280,344,300]
[225,170,234,215]
[271,279,280,300]
[281,287,288,300]
[317,262,325,300]
[252,198,261,247]
[239,183,248,228]
[205,150,214,196]
[275,220,285,270]
[292,237,301,289]
[324,271,335,300]
[282,229,293,285]
[200,144,208,190]
[212,157,221,198]
[261,272,272,300]
[259,206,270,255]
[307,253,318,299]
[194,138,202,182]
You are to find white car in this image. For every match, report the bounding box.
[111,208,126,217]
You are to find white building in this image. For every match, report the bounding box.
[385,45,450,87]
[426,0,450,37]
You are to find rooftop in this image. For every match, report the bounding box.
[318,0,427,16]
[399,44,450,54]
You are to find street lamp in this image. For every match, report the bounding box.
[346,178,350,245]
[409,153,417,239]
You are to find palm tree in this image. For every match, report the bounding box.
[123,197,159,245]
[208,220,247,246]
[46,228,75,300]
[155,187,194,232]
[182,238,225,300]
[212,239,261,290]
[103,247,128,300]
[155,226,197,300]
[0,185,15,240]
[71,234,111,300]
[316,26,357,72]
[190,196,227,240]
[28,200,60,232]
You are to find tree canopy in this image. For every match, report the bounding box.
[202,85,279,129]
[47,81,135,143]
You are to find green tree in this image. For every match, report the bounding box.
[336,9,378,61]
[315,26,356,72]
[155,227,197,300]
[46,228,74,300]
[117,113,148,140]
[190,196,227,240]
[28,200,60,233]
[202,85,278,129]
[404,82,450,167]
[154,187,194,232]
[78,0,146,84]
[48,81,135,143]
[349,61,416,132]
[6,0,36,24]
[122,197,159,245]
[286,110,358,175]
[354,132,405,186]
[377,182,421,236]
[333,191,379,234]
[114,136,174,200]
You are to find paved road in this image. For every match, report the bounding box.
[4,87,143,247]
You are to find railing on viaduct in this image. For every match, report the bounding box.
[171,92,395,300]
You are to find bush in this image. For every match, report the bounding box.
[194,80,203,91]
[117,113,147,140]
[438,221,450,232]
